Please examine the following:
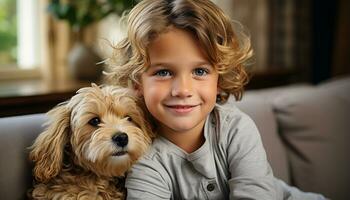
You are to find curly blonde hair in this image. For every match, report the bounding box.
[105,0,253,102]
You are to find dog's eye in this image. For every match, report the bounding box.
[88,117,101,127]
[126,116,133,122]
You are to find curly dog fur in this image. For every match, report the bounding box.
[28,84,154,199]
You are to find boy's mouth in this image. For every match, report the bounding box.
[165,104,198,114]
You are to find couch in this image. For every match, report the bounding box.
[1,76,349,200]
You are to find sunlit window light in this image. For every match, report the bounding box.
[17,0,40,69]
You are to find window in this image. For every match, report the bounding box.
[0,0,41,79]
[0,0,17,68]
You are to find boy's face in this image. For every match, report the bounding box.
[137,27,219,140]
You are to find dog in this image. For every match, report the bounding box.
[28,84,154,199]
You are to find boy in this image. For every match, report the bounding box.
[107,0,327,199]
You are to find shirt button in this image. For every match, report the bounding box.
[207,183,215,191]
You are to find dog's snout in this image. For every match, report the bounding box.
[112,133,128,147]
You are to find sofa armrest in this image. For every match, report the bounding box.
[0,114,46,200]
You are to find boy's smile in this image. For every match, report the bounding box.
[165,104,198,114]
[138,27,219,152]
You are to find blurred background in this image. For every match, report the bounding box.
[0,0,349,117]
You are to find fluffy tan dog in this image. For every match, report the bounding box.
[28,84,154,200]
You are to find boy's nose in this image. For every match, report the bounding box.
[171,76,193,98]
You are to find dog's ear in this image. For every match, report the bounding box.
[29,103,71,183]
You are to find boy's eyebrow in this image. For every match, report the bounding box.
[149,61,212,68]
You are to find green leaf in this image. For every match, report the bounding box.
[46,0,141,29]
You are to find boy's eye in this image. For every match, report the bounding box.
[155,69,171,77]
[193,68,208,76]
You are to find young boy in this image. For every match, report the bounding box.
[107,0,327,199]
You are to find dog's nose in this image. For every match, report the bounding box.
[112,133,128,147]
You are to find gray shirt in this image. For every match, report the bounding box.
[126,105,326,200]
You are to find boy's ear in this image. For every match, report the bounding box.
[217,86,222,95]
[134,83,143,97]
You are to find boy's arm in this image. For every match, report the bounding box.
[226,114,277,199]
[127,190,169,200]
[126,157,171,200]
[225,113,328,200]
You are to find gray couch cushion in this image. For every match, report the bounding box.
[0,114,46,200]
[233,92,291,184]
[273,77,350,200]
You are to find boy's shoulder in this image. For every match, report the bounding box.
[212,103,259,140]
[214,102,253,124]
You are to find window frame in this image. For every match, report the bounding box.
[0,0,42,81]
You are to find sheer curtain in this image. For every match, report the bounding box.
[212,0,270,72]
[213,0,313,81]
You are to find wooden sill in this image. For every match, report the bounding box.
[0,79,91,117]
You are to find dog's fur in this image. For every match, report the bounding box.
[28,84,154,199]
